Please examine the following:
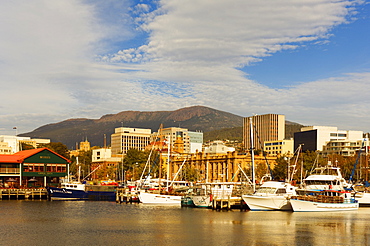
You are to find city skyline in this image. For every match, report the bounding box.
[1,0,370,135]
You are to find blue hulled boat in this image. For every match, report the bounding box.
[47,181,117,201]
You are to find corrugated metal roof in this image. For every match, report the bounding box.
[0,147,71,163]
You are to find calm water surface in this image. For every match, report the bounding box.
[0,200,369,246]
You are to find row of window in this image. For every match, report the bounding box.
[265,142,285,146]
[23,164,66,173]
[265,146,282,150]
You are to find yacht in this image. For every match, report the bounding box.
[242,181,296,211]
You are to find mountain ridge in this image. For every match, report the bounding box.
[21,106,244,148]
[21,106,303,149]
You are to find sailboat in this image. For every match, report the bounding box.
[138,125,186,205]
[242,118,297,211]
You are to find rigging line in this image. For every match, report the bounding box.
[251,122,274,180]
[138,128,161,188]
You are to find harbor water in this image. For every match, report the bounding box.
[0,200,369,246]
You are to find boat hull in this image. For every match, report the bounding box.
[290,199,359,212]
[138,192,182,205]
[192,195,211,208]
[242,195,292,211]
[353,192,370,207]
[47,187,116,201]
[181,196,195,207]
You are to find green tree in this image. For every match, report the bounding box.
[272,156,289,181]
[41,142,70,159]
[21,143,35,150]
[68,150,92,180]
[183,165,199,182]
[122,149,154,181]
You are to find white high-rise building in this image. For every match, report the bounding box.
[294,126,363,152]
[111,127,151,156]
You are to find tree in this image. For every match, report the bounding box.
[122,149,154,181]
[21,143,35,150]
[272,156,289,181]
[40,142,70,159]
[68,150,92,180]
[183,165,199,182]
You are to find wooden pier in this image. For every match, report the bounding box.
[0,188,48,200]
[211,196,243,210]
[116,188,139,204]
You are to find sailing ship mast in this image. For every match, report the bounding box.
[250,117,256,193]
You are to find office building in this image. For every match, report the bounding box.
[111,127,151,156]
[294,126,363,152]
[264,139,294,156]
[243,114,285,152]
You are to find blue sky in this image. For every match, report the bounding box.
[1,0,370,136]
[246,3,370,88]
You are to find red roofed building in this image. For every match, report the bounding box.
[0,148,71,188]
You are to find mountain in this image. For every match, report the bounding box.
[21,106,244,148]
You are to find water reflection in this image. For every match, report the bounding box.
[0,201,370,245]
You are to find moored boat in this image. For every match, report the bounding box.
[181,195,195,207]
[290,190,358,212]
[302,163,347,191]
[242,181,296,211]
[138,191,182,205]
[352,189,370,207]
[47,181,117,201]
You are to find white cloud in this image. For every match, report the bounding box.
[1,0,369,136]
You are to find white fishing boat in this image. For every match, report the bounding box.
[138,191,182,205]
[302,162,348,191]
[242,181,296,211]
[290,190,358,212]
[191,182,235,208]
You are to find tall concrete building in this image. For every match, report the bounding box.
[243,114,285,151]
[111,127,151,156]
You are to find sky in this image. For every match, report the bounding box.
[1,0,370,136]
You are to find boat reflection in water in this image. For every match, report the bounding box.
[0,201,368,245]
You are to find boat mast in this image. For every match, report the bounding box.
[77,157,81,183]
[250,117,256,192]
[158,124,163,193]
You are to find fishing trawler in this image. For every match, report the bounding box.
[47,158,117,201]
[47,180,117,201]
[290,190,358,212]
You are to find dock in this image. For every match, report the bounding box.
[211,196,243,210]
[0,188,48,200]
[116,188,139,204]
